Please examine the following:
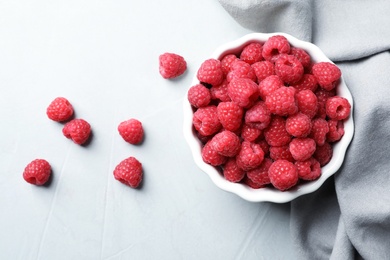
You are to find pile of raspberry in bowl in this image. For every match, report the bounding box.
[184,33,354,201]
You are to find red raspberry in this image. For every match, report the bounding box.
[193,106,221,136]
[197,58,224,86]
[23,159,51,185]
[295,89,318,118]
[210,80,231,102]
[187,84,211,108]
[226,60,257,82]
[264,116,291,146]
[113,157,143,188]
[244,101,271,130]
[220,54,238,75]
[257,139,270,155]
[327,120,345,142]
[223,158,245,182]
[262,35,291,63]
[46,97,74,122]
[289,138,316,162]
[251,60,275,82]
[286,112,312,137]
[242,175,265,189]
[290,47,311,69]
[314,142,333,166]
[274,54,304,84]
[201,140,227,166]
[118,118,144,145]
[265,86,298,116]
[269,145,294,162]
[217,101,243,132]
[236,141,265,171]
[227,78,259,108]
[312,62,341,91]
[246,158,272,185]
[210,130,241,157]
[62,119,91,145]
[258,75,284,100]
[315,89,336,118]
[295,157,321,181]
[326,96,351,120]
[309,118,329,146]
[241,123,262,142]
[240,42,263,65]
[268,159,298,191]
[291,74,318,92]
[159,52,187,79]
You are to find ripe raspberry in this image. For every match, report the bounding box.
[309,118,329,146]
[295,157,321,181]
[290,47,311,69]
[274,54,304,84]
[268,159,298,191]
[314,142,333,166]
[289,138,316,161]
[265,86,298,116]
[241,123,262,142]
[327,119,345,142]
[197,58,224,86]
[262,35,291,63]
[220,54,238,75]
[226,60,257,82]
[244,101,271,130]
[46,97,74,122]
[201,140,227,166]
[187,84,211,108]
[62,119,91,145]
[240,42,263,65]
[23,159,51,185]
[159,52,187,79]
[242,175,265,189]
[315,88,336,118]
[269,145,294,162]
[193,106,221,136]
[285,112,312,137]
[227,78,259,108]
[291,74,318,92]
[326,96,351,120]
[258,75,284,100]
[217,101,243,132]
[113,157,143,188]
[252,60,275,82]
[117,118,144,145]
[246,158,272,185]
[312,62,341,91]
[210,130,241,157]
[223,158,245,182]
[264,116,291,146]
[257,139,270,155]
[236,141,265,171]
[210,80,231,102]
[295,89,318,118]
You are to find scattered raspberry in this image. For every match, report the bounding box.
[113,157,143,188]
[258,75,284,100]
[118,118,144,145]
[227,78,259,108]
[290,47,311,69]
[236,141,264,171]
[314,142,333,166]
[201,140,227,166]
[226,60,257,82]
[265,86,298,116]
[223,158,245,183]
[269,145,294,162]
[295,89,318,118]
[217,101,243,132]
[244,101,271,130]
[262,35,291,63]
[289,138,316,162]
[187,84,211,108]
[264,116,291,146]
[193,106,221,136]
[242,175,265,189]
[197,58,224,86]
[240,123,262,142]
[295,157,321,181]
[23,159,51,185]
[210,80,231,102]
[246,158,272,185]
[274,54,304,84]
[326,96,351,120]
[312,62,341,91]
[210,130,241,157]
[268,160,298,191]
[62,119,91,145]
[327,119,345,143]
[159,52,187,79]
[285,112,312,137]
[252,60,275,82]
[240,42,263,64]
[291,74,318,92]
[220,54,238,75]
[46,97,74,122]
[309,118,329,146]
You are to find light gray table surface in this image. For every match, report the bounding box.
[0,1,297,259]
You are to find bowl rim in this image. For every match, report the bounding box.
[183,32,354,203]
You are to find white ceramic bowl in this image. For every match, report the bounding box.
[183,32,354,203]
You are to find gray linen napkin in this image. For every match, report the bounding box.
[218,0,390,259]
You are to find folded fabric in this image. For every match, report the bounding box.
[218,0,390,259]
